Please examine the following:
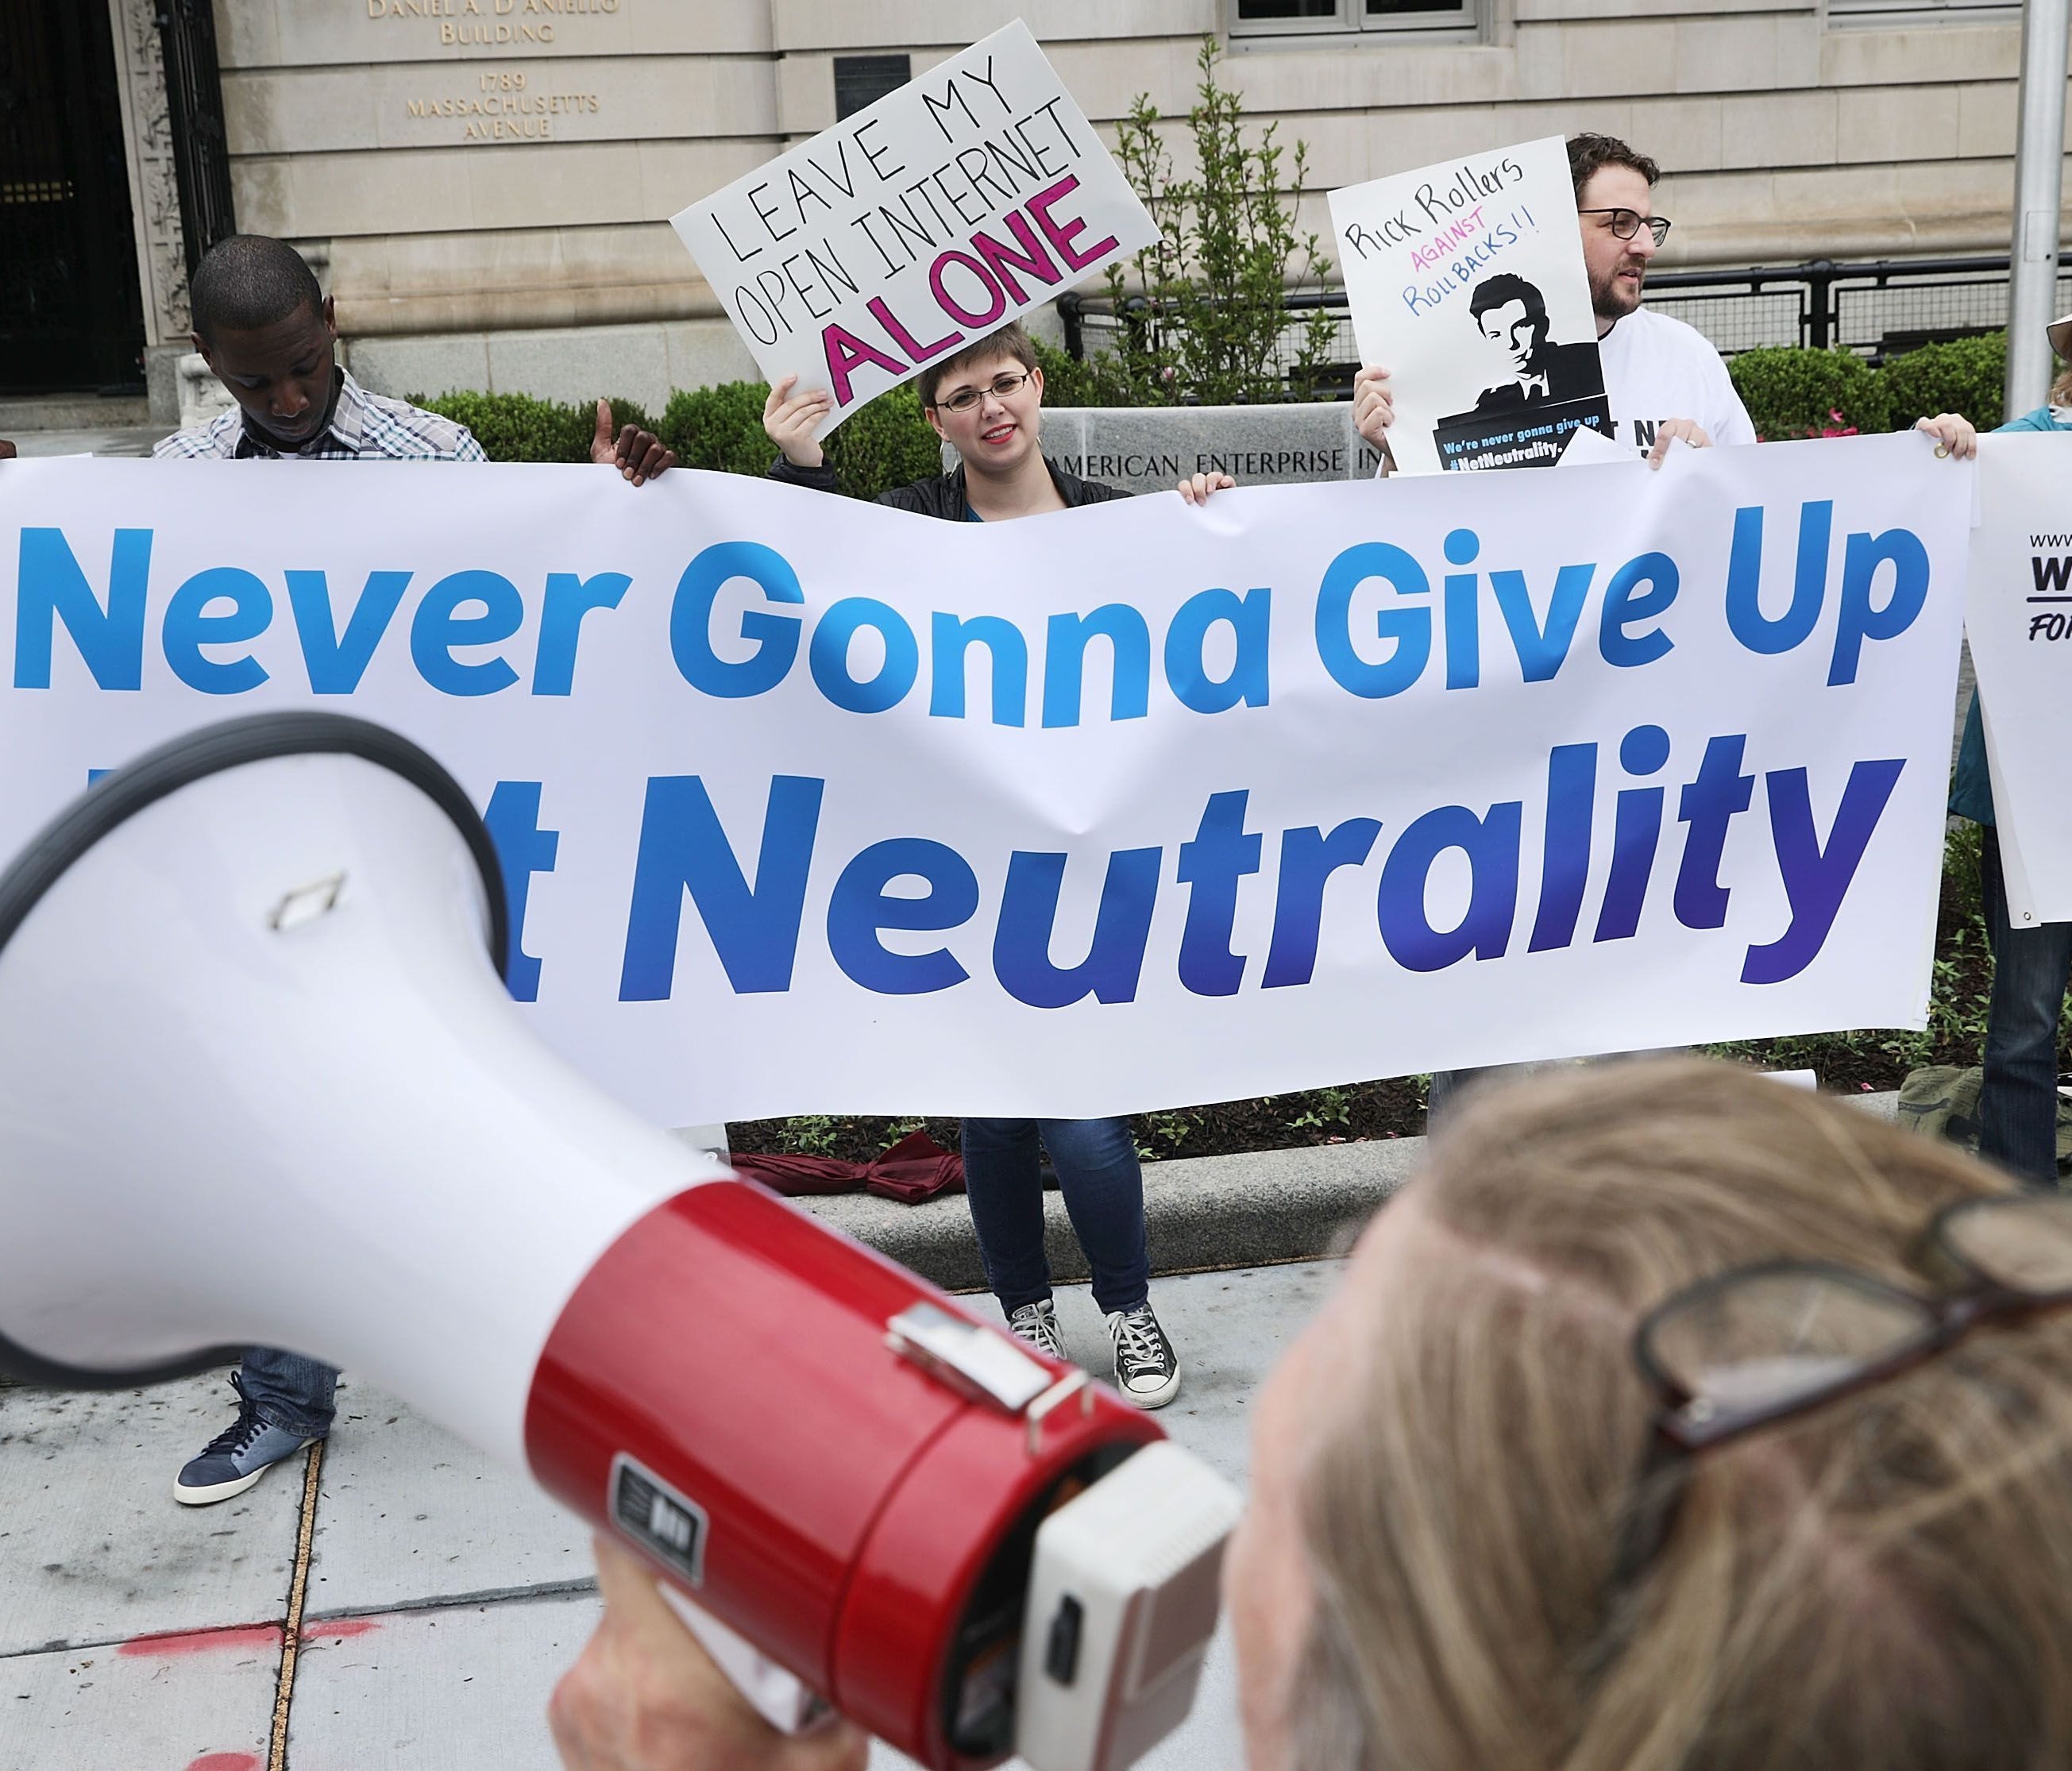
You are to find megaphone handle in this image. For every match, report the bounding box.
[658,1581,835,1735]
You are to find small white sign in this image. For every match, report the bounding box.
[1329,137,1609,477]
[1966,430,2072,923]
[670,21,1156,437]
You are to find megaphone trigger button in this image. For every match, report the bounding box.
[269,871,347,932]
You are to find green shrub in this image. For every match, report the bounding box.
[664,378,939,500]
[1728,346,1891,441]
[820,382,943,500]
[421,329,2023,476]
[1102,35,1337,405]
[1032,338,1140,408]
[1879,331,2006,432]
[415,389,585,461]
[414,390,657,462]
[662,380,771,477]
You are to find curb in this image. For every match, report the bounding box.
[797,1133,1425,1294]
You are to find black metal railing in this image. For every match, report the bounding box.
[157,0,236,277]
[1059,254,2070,396]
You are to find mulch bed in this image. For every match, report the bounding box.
[727,1078,1433,1170]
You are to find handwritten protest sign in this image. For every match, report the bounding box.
[1329,137,1609,477]
[0,438,1972,1124]
[670,21,1156,437]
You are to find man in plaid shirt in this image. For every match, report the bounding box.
[155,233,673,479]
[163,233,674,1507]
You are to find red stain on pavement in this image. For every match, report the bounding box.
[302,1618,379,1642]
[117,1622,282,1658]
[183,1755,261,1771]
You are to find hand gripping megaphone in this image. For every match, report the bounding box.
[0,713,1240,1771]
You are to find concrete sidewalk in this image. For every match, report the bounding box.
[9,426,164,459]
[0,1260,1333,1771]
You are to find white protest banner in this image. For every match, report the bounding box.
[0,435,1969,1125]
[1329,137,1609,477]
[1962,431,2072,924]
[670,21,1155,437]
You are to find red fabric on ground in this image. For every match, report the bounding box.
[730,1129,965,1204]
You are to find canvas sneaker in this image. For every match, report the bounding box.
[1005,1297,1067,1361]
[173,1373,319,1506]
[1106,1304,1181,1409]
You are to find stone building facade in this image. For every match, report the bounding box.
[21,0,2072,418]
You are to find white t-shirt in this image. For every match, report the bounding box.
[1596,307,1757,457]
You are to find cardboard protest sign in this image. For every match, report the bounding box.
[1329,137,1610,477]
[671,21,1156,437]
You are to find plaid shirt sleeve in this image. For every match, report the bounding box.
[151,410,242,459]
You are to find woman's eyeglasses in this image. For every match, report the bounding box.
[1611,1193,2072,1592]
[932,371,1033,415]
[1579,207,1673,248]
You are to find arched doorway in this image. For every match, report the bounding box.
[0,0,147,394]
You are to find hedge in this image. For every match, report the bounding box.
[413,342,1136,499]
[1728,331,2013,440]
[416,330,2028,494]
[1878,333,2007,433]
[1727,346,1890,440]
[411,390,658,463]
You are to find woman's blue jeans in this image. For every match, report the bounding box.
[1978,824,2072,1187]
[959,1117,1150,1318]
[241,1348,338,1438]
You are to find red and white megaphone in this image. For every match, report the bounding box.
[0,713,1238,1771]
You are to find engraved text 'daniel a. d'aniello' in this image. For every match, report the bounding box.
[365,0,620,54]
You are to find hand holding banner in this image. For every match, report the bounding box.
[1330,137,1609,476]
[671,21,1156,437]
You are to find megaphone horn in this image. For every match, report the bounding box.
[0,712,1236,1771]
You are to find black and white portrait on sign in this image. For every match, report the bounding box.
[1468,274,1606,411]
[1331,137,1615,473]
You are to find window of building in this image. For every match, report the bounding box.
[833,54,911,121]
[1231,0,1473,37]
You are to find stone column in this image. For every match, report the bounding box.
[104,0,191,423]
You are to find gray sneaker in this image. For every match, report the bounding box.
[173,1374,318,1506]
[1106,1304,1181,1409]
[1005,1298,1067,1361]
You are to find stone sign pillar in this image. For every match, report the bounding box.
[1027,404,1383,496]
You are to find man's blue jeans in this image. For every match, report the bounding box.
[1978,825,2072,1186]
[241,1348,338,1439]
[959,1117,1150,1318]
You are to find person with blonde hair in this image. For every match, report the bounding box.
[548,1056,2072,1771]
